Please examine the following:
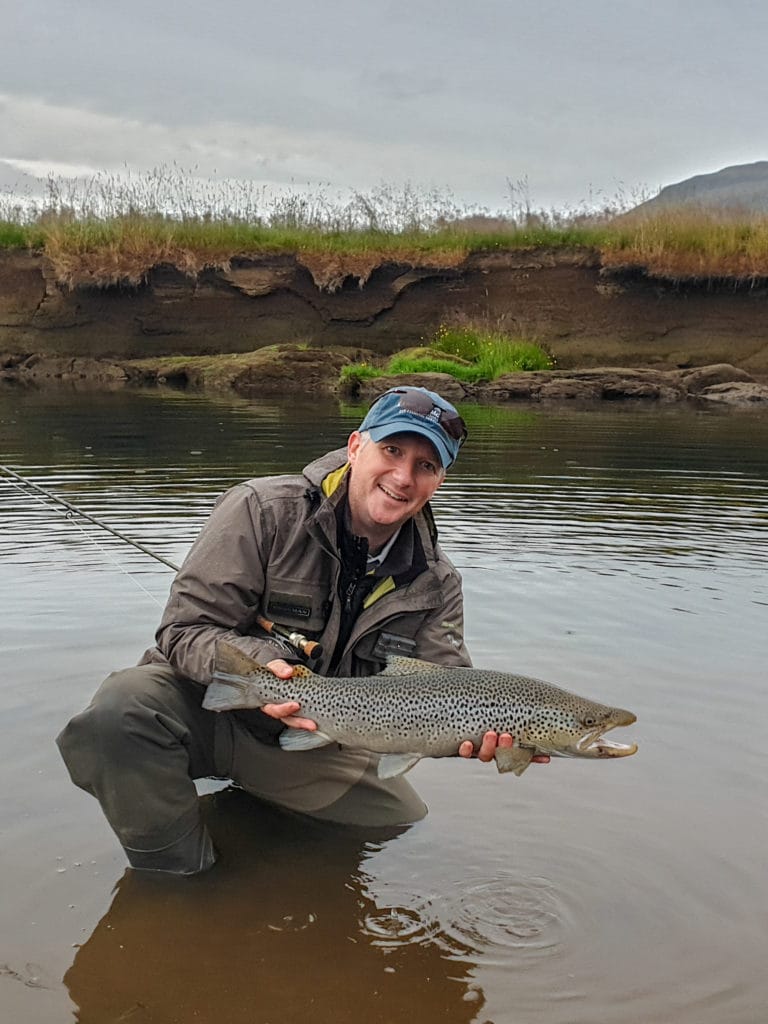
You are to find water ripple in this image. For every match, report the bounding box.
[360,874,570,966]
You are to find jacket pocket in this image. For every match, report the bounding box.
[261,579,330,634]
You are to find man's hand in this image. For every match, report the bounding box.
[260,659,317,731]
[458,731,550,764]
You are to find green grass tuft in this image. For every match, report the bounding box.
[339,323,553,392]
[428,324,553,378]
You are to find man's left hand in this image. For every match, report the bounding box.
[458,731,550,764]
[260,659,318,731]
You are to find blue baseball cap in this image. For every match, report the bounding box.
[358,387,468,469]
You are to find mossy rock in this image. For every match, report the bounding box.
[394,346,471,366]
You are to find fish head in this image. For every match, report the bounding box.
[527,700,638,760]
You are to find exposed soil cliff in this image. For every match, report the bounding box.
[2,249,768,375]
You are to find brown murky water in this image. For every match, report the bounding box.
[1,388,767,1024]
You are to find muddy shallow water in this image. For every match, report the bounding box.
[1,388,767,1024]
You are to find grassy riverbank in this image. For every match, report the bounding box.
[3,172,768,285]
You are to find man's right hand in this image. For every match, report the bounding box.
[261,659,317,731]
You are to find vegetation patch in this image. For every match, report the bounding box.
[4,168,768,285]
[339,323,554,392]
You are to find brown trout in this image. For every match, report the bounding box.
[203,641,638,777]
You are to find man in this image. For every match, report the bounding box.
[58,385,546,876]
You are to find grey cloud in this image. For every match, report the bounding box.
[2,0,767,210]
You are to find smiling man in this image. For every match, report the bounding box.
[58,385,545,876]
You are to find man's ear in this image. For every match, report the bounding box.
[347,431,362,464]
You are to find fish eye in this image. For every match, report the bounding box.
[583,716,597,727]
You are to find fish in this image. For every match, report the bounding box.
[203,641,638,778]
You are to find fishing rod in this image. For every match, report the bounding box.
[1,463,181,571]
[0,463,322,662]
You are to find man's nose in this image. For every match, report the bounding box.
[390,459,416,486]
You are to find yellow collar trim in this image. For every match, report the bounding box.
[363,576,396,609]
[322,463,350,498]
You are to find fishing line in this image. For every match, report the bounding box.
[0,464,178,607]
[0,464,320,657]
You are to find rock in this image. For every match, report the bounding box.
[125,344,376,395]
[679,363,754,393]
[0,354,127,384]
[356,373,470,402]
[473,367,687,403]
[537,379,604,401]
[697,382,768,406]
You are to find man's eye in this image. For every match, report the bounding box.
[421,461,437,474]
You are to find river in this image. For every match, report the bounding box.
[1,385,766,1024]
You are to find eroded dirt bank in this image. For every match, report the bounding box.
[2,249,768,374]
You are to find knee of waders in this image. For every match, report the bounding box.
[56,666,178,789]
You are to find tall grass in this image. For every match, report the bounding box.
[3,166,768,284]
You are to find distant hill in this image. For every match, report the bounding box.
[635,161,768,213]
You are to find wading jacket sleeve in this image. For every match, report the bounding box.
[141,449,471,697]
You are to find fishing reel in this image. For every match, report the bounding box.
[255,614,323,662]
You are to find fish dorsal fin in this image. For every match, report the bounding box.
[215,640,261,676]
[378,655,444,677]
[290,664,316,680]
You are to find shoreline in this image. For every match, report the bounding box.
[1,250,768,374]
[2,347,767,407]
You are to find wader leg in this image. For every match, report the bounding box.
[56,665,224,875]
[229,718,428,827]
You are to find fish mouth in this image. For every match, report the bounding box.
[575,716,638,759]
[579,736,638,758]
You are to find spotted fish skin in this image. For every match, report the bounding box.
[203,641,638,777]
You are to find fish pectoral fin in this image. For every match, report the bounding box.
[278,728,334,752]
[376,753,423,778]
[378,655,444,677]
[494,745,534,776]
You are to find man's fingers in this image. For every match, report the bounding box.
[477,730,501,761]
[458,730,510,761]
[260,662,318,730]
[265,659,294,679]
[282,714,318,730]
[458,732,549,766]
[261,702,317,731]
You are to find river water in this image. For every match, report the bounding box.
[1,386,766,1024]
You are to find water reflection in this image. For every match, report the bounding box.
[65,790,481,1024]
[2,387,768,1024]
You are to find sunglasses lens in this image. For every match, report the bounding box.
[391,389,467,445]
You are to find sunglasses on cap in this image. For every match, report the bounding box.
[372,387,468,447]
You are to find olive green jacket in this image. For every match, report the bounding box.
[141,449,471,684]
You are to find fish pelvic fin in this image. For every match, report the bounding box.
[494,745,534,776]
[203,680,248,712]
[378,655,445,677]
[377,753,423,778]
[279,728,334,752]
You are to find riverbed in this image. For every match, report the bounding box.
[1,387,766,1023]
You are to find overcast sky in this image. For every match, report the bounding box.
[2,0,767,213]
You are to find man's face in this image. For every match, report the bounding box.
[346,431,445,545]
